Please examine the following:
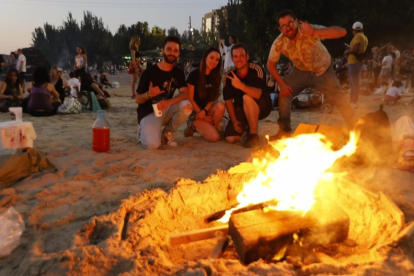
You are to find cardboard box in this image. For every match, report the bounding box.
[0,121,37,150]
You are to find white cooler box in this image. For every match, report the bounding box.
[0,121,37,150]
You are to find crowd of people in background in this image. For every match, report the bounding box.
[0,45,112,116]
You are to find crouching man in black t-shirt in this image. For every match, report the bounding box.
[135,36,193,149]
[223,44,272,148]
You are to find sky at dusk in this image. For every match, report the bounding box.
[0,0,228,54]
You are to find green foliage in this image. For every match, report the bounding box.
[216,0,414,62]
[31,2,414,69]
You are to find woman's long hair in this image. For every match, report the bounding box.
[50,66,60,82]
[80,72,94,91]
[32,66,50,87]
[129,35,140,51]
[10,52,18,60]
[5,68,20,89]
[198,47,222,101]
[77,46,87,55]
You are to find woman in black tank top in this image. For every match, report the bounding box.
[50,66,67,103]
[128,35,142,99]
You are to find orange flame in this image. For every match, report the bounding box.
[219,132,357,223]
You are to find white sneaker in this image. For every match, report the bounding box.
[163,131,178,147]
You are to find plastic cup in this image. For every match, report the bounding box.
[152,103,162,117]
[9,107,23,122]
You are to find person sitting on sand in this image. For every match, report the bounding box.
[135,36,192,149]
[80,72,111,109]
[99,71,112,88]
[26,66,61,117]
[383,80,402,105]
[224,44,272,148]
[0,68,24,112]
[67,71,82,100]
[50,66,69,103]
[184,47,226,142]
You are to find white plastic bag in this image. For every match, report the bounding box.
[374,86,387,95]
[0,207,25,258]
[58,97,82,114]
[393,116,414,142]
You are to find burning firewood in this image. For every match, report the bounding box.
[204,200,278,223]
[169,225,228,245]
[228,199,350,264]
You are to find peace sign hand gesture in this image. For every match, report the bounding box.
[226,72,245,91]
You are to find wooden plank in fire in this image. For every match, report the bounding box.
[170,225,228,246]
[228,199,350,264]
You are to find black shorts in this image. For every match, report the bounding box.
[224,97,272,137]
[74,67,86,78]
[18,72,25,86]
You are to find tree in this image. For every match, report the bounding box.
[167,27,180,37]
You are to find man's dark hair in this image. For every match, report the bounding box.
[277,9,297,23]
[392,80,401,87]
[69,71,75,78]
[231,44,249,57]
[162,36,181,49]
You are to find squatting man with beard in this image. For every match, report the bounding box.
[223,44,272,148]
[135,36,193,150]
[267,9,356,140]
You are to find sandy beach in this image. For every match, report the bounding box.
[1,73,414,275]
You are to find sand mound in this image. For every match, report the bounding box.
[14,163,409,276]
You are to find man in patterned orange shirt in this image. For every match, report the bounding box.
[267,9,355,140]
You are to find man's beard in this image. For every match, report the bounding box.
[164,53,177,64]
[284,28,298,40]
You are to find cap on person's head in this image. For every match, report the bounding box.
[352,21,363,31]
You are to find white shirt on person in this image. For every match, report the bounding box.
[16,54,26,72]
[386,86,401,97]
[220,45,234,70]
[67,78,80,97]
[382,55,393,69]
[76,56,85,68]
[394,50,401,59]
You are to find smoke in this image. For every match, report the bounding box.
[56,38,72,70]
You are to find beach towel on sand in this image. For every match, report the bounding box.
[0,148,56,189]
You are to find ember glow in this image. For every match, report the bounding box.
[218,133,358,223]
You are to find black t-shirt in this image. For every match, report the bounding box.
[99,75,107,83]
[134,50,141,59]
[0,55,4,73]
[186,68,217,110]
[137,64,186,123]
[223,63,269,107]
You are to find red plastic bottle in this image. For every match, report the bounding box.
[92,110,110,152]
